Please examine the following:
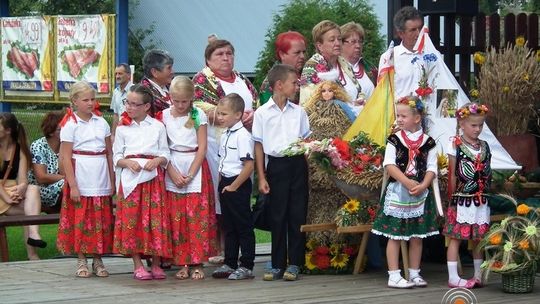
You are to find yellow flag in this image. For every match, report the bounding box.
[343,70,395,146]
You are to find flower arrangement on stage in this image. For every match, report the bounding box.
[411,52,438,99]
[479,196,540,279]
[304,238,358,274]
[282,132,385,190]
[335,198,378,227]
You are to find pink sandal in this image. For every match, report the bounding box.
[448,278,475,289]
[151,266,167,280]
[133,266,153,280]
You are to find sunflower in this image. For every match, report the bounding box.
[502,86,510,93]
[305,253,317,270]
[306,238,318,251]
[329,243,340,256]
[515,36,525,47]
[473,52,485,65]
[330,253,349,269]
[470,89,479,98]
[344,199,360,213]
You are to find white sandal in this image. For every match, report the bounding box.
[409,276,428,287]
[388,277,415,289]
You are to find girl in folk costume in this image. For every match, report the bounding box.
[57,81,114,278]
[113,84,172,280]
[371,96,439,289]
[163,76,218,280]
[443,103,491,289]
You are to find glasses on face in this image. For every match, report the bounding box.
[343,39,364,45]
[122,98,145,108]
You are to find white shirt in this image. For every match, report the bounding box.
[219,77,254,112]
[383,129,437,175]
[218,121,254,178]
[110,81,133,115]
[162,107,208,151]
[112,115,170,198]
[162,108,207,193]
[60,113,110,152]
[392,44,423,99]
[351,60,375,99]
[60,113,112,196]
[252,98,311,157]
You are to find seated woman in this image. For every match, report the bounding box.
[0,113,47,260]
[28,111,64,213]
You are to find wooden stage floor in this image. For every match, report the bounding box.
[1,251,539,304]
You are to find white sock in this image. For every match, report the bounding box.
[388,269,402,282]
[447,261,460,283]
[473,259,483,279]
[408,268,420,279]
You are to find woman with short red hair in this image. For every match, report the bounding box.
[259,31,307,105]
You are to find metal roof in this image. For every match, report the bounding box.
[130,0,290,76]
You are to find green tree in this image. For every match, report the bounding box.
[253,0,385,89]
[479,0,499,15]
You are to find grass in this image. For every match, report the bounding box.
[7,225,271,262]
[7,108,272,262]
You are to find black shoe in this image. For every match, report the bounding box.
[27,238,47,248]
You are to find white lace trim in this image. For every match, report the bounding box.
[383,182,427,219]
[371,229,439,241]
[456,203,490,225]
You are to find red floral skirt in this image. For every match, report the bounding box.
[56,186,113,255]
[113,168,172,258]
[442,206,490,240]
[167,160,219,265]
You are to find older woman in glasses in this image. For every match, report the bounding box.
[340,22,375,101]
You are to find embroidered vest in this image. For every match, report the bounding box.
[452,140,492,207]
[387,134,435,183]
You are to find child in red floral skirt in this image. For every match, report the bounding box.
[112,84,172,280]
[57,81,114,278]
[443,103,492,289]
[162,76,218,280]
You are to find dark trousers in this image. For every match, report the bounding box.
[267,155,308,270]
[219,175,255,270]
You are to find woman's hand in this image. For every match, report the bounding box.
[15,183,28,200]
[167,166,188,187]
[242,111,254,130]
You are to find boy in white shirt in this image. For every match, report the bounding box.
[212,93,256,280]
[253,64,311,281]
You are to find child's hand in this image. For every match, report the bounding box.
[222,185,237,193]
[258,178,270,194]
[126,160,142,173]
[409,183,427,197]
[143,158,161,171]
[404,178,419,191]
[70,186,81,202]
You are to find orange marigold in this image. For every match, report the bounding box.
[517,204,530,215]
[490,234,502,245]
[518,239,530,250]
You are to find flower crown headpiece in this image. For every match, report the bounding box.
[456,103,489,119]
[397,96,424,113]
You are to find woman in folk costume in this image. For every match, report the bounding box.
[162,76,219,280]
[192,38,258,263]
[140,49,175,117]
[371,96,439,289]
[57,81,114,278]
[113,84,172,280]
[299,20,362,107]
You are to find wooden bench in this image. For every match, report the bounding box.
[0,214,60,262]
